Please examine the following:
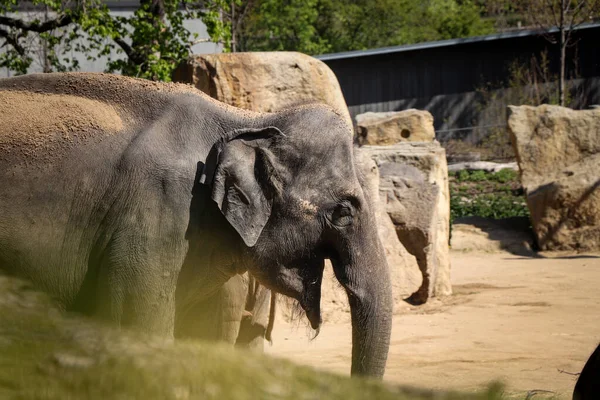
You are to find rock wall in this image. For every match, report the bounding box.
[354,151,425,312]
[508,105,600,251]
[353,109,452,302]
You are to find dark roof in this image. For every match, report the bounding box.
[104,1,142,10]
[314,21,600,61]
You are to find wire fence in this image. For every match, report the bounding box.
[435,124,508,144]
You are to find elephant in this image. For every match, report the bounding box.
[0,72,393,377]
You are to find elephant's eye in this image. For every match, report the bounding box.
[331,203,354,227]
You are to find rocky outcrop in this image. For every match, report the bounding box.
[354,110,452,301]
[353,110,452,303]
[355,110,435,145]
[360,142,452,303]
[172,52,352,128]
[508,105,600,251]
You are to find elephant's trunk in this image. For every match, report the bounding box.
[332,220,393,378]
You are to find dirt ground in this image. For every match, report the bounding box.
[266,250,600,398]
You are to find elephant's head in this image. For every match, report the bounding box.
[202,105,392,377]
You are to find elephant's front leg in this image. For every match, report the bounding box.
[175,274,249,344]
[95,239,187,337]
[96,255,184,338]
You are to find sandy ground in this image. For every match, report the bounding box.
[266,251,600,398]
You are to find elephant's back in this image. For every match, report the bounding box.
[0,72,261,123]
[0,73,176,162]
[0,89,124,149]
[0,72,261,161]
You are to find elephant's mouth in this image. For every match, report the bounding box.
[302,303,322,330]
[253,258,324,331]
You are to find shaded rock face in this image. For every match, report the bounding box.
[360,143,452,304]
[172,52,352,128]
[355,110,435,146]
[508,105,600,251]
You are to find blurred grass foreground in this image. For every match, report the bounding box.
[0,274,503,400]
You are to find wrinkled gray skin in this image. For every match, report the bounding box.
[0,73,392,377]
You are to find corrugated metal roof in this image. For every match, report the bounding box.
[314,22,600,61]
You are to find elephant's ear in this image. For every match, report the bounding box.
[200,127,285,247]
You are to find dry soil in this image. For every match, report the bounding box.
[267,250,600,398]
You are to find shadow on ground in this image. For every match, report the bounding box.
[451,216,539,257]
[452,216,600,260]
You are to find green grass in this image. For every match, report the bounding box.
[0,275,504,400]
[449,169,529,225]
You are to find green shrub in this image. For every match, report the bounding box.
[449,169,529,225]
[490,169,519,183]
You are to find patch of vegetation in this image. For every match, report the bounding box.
[0,275,504,400]
[449,169,529,224]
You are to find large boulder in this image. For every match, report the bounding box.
[172,52,352,128]
[360,142,452,303]
[508,105,600,251]
[355,110,435,145]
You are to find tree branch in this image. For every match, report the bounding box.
[0,14,73,33]
[0,27,25,55]
[113,37,133,58]
[569,0,588,28]
[566,0,598,45]
[544,0,560,27]
[570,0,600,29]
[234,0,254,35]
